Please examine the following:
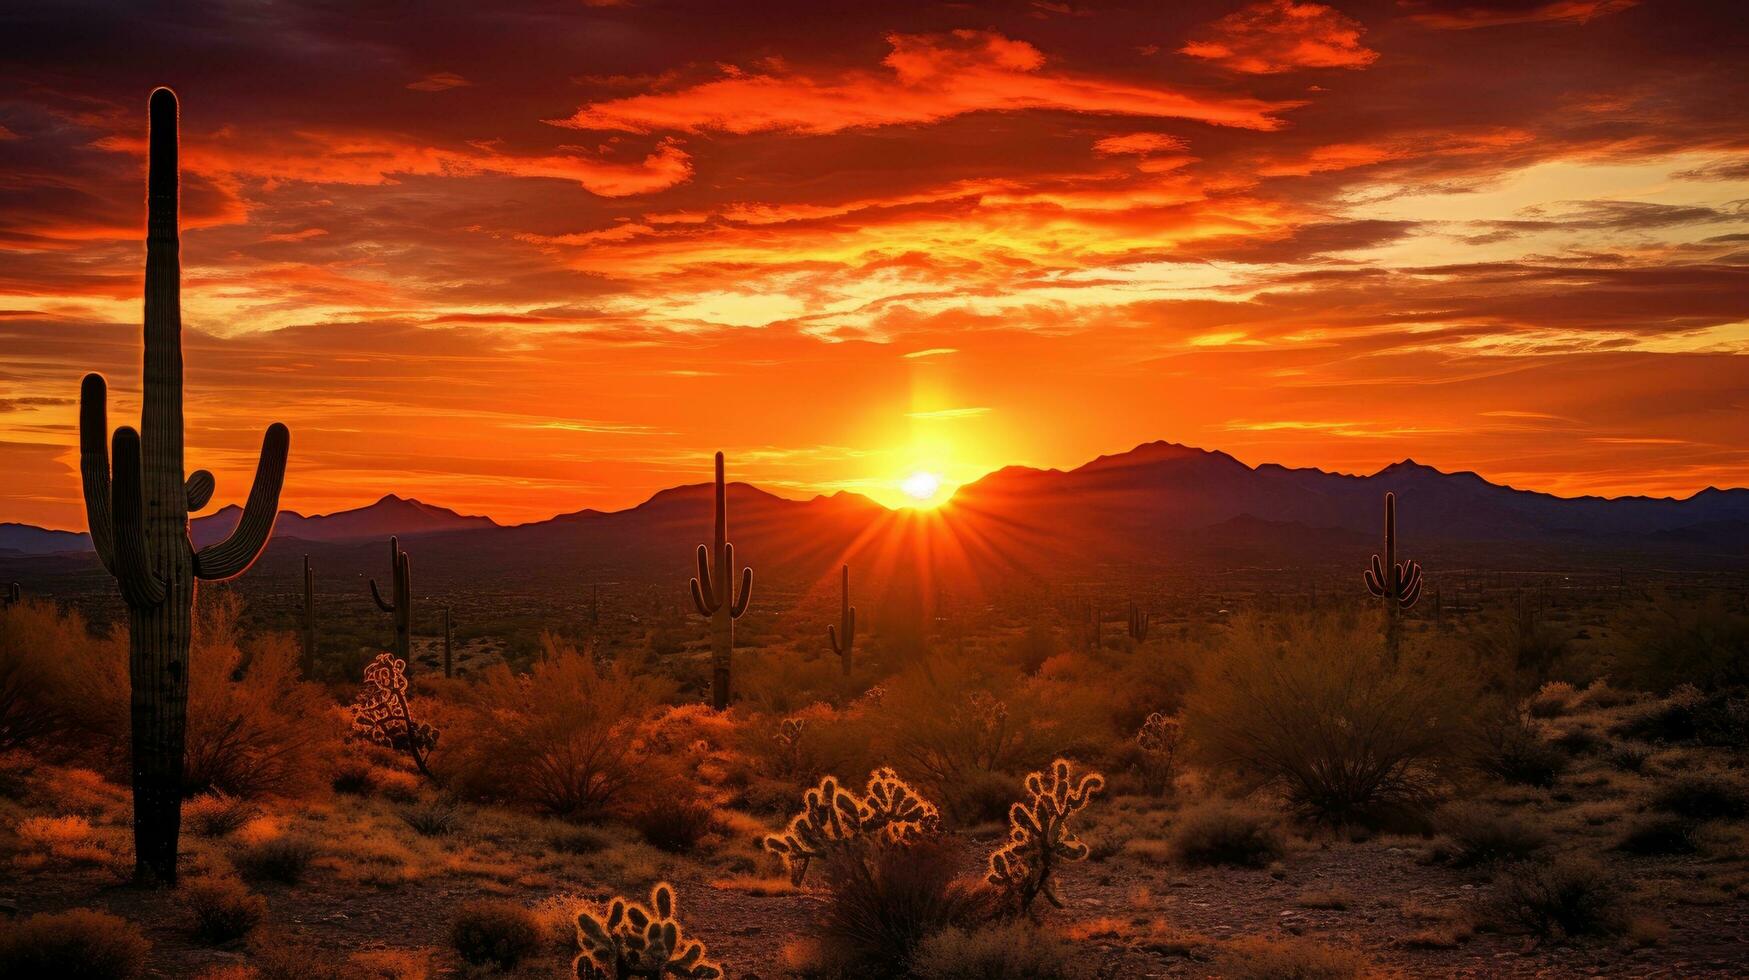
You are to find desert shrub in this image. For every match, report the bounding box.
[1170,800,1285,868]
[398,799,461,837]
[449,899,541,971]
[985,759,1104,916]
[330,759,376,795]
[1615,815,1697,855]
[0,601,75,750]
[1550,728,1606,756]
[1132,711,1183,795]
[1185,612,1473,824]
[1526,681,1579,718]
[1649,774,1748,821]
[184,791,257,837]
[1607,743,1651,773]
[550,825,611,855]
[350,653,439,783]
[1612,685,1748,747]
[1432,802,1547,867]
[447,635,668,817]
[910,919,1086,979]
[1011,624,1058,676]
[15,814,115,867]
[629,796,716,853]
[1484,856,1625,939]
[235,835,317,883]
[0,907,151,979]
[1613,594,1749,692]
[816,835,992,977]
[182,597,333,797]
[1214,936,1372,980]
[240,932,350,980]
[1471,598,1569,684]
[573,882,721,979]
[183,875,268,943]
[1471,711,1567,787]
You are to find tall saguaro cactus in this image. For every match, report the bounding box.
[301,555,316,673]
[828,563,856,676]
[689,452,752,710]
[1127,601,1150,643]
[1363,491,1423,662]
[79,89,291,884]
[369,535,412,665]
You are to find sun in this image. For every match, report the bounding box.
[899,470,943,505]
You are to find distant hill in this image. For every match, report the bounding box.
[4,443,1745,592]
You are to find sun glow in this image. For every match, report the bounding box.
[899,470,944,505]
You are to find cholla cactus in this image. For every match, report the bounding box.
[774,716,806,774]
[1135,712,1183,794]
[351,653,438,781]
[763,767,940,885]
[986,759,1105,915]
[574,882,722,980]
[964,691,1014,772]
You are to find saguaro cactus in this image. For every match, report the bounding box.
[1363,491,1422,662]
[689,452,751,710]
[301,555,316,672]
[369,535,412,665]
[2,582,19,607]
[1127,601,1149,642]
[827,564,855,675]
[78,89,290,884]
[441,605,453,678]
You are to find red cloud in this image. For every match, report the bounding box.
[1182,1,1380,74]
[553,30,1295,135]
[1402,1,1639,30]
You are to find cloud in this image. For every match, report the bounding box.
[407,72,472,92]
[553,30,1295,135]
[1403,1,1640,30]
[1181,1,1379,74]
[1093,132,1189,155]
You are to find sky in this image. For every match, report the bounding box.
[1,0,1745,527]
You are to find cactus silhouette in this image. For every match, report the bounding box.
[351,652,438,782]
[827,563,856,675]
[2,582,19,607]
[77,89,290,884]
[763,768,940,885]
[1363,491,1422,661]
[370,535,412,666]
[441,605,453,678]
[1127,601,1149,642]
[688,452,751,710]
[574,882,722,980]
[301,555,316,673]
[986,758,1104,915]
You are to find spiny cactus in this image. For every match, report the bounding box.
[573,882,722,980]
[688,452,752,710]
[301,555,315,672]
[1127,601,1150,642]
[827,563,856,675]
[1134,711,1183,794]
[774,716,806,774]
[1363,491,1422,662]
[77,89,290,883]
[986,759,1105,915]
[2,582,19,607]
[763,767,940,885]
[351,652,438,782]
[370,535,412,665]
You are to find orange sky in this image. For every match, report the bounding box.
[2,0,1746,526]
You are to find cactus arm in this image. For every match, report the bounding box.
[730,563,752,618]
[108,428,165,608]
[192,422,289,580]
[690,544,717,616]
[828,623,842,655]
[370,577,395,612]
[78,373,117,572]
[184,469,214,511]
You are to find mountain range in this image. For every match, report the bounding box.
[3,443,1745,589]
